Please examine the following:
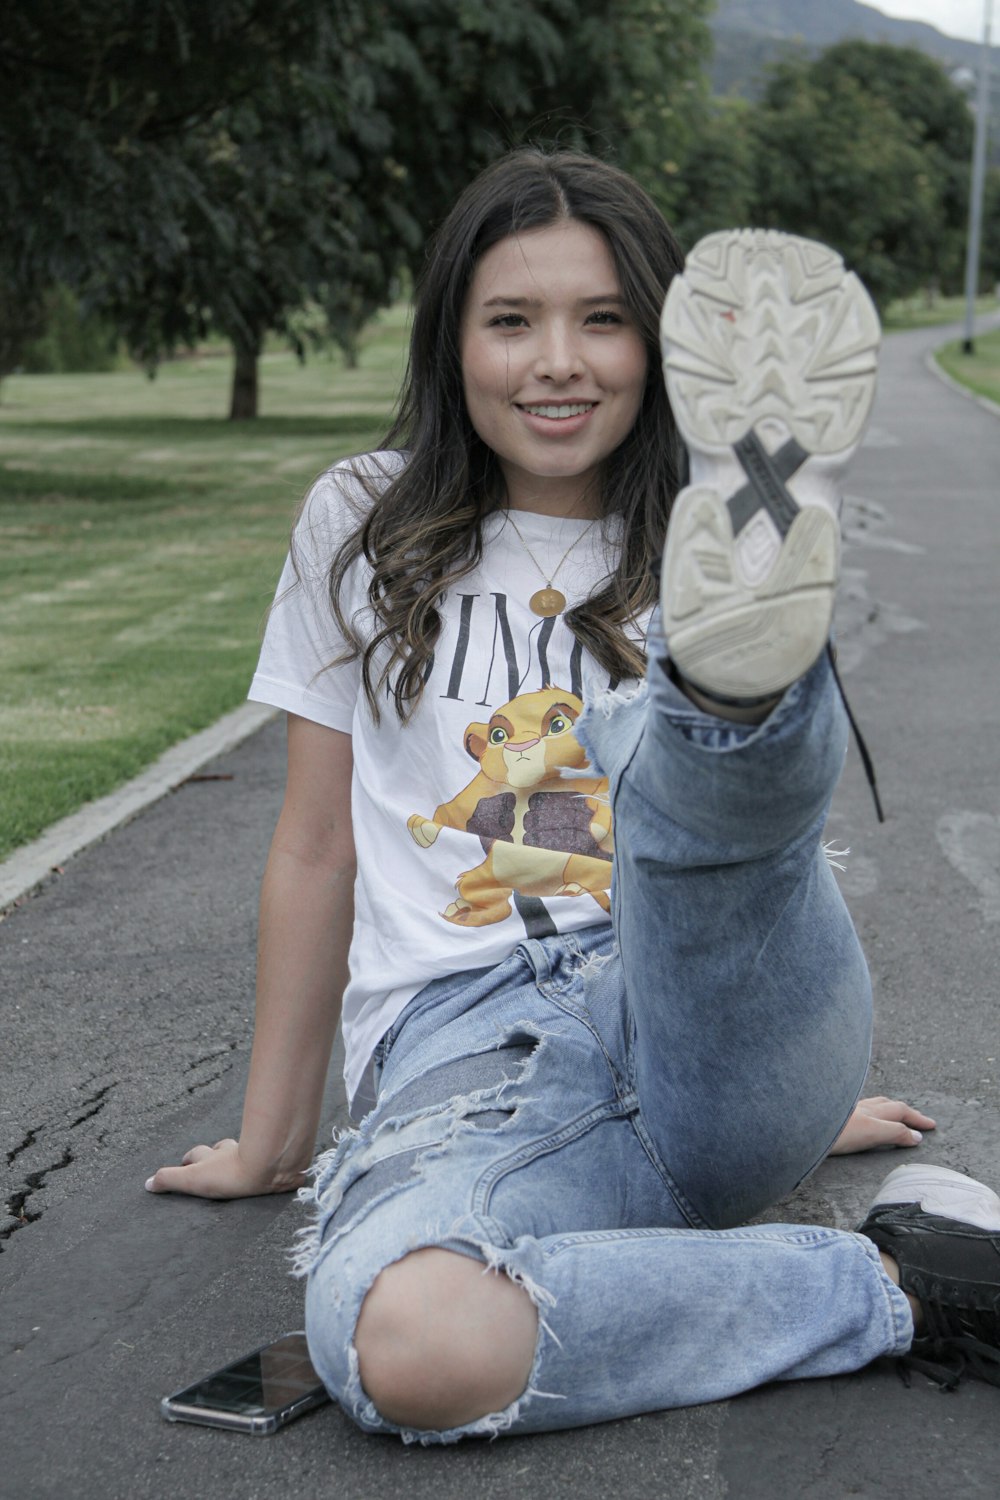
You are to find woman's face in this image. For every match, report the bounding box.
[459,219,648,517]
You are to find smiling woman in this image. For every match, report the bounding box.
[147,145,1000,1442]
[458,221,648,519]
[315,152,685,726]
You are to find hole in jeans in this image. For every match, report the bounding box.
[326,1044,535,1238]
[381,1043,534,1120]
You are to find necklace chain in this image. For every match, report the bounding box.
[503,510,601,617]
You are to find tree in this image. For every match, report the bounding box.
[103,49,406,418]
[0,0,714,415]
[810,42,974,293]
[20,287,119,374]
[0,0,352,402]
[314,0,713,286]
[0,3,330,294]
[746,45,972,309]
[0,284,45,397]
[663,96,758,250]
[982,168,1000,289]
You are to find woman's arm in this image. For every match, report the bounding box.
[146,715,356,1199]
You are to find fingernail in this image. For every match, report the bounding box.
[145,1176,156,1191]
[910,1130,923,1143]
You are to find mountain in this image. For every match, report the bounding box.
[710,0,989,95]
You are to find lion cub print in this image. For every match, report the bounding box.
[407,686,613,927]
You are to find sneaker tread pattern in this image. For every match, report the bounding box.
[661,230,880,456]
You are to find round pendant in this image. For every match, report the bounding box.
[529,586,566,618]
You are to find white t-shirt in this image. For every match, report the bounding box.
[249,453,644,1115]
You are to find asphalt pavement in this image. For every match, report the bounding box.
[3,319,1000,1498]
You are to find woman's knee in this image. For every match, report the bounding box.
[354,1246,538,1432]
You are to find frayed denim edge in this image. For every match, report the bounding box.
[289,1022,567,1444]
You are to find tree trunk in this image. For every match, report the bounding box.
[229,340,260,420]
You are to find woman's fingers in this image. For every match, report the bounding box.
[146,1139,242,1196]
[174,1138,238,1166]
[827,1097,936,1156]
[854,1097,936,1129]
[144,1139,303,1199]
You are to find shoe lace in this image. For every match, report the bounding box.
[826,643,884,824]
[897,1295,1000,1391]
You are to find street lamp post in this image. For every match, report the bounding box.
[963,0,995,355]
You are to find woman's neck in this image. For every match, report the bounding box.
[500,466,602,520]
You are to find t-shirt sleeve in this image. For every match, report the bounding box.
[247,464,371,733]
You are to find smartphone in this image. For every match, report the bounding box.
[161,1331,330,1435]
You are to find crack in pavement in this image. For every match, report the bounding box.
[5,1127,38,1167]
[184,1042,237,1073]
[186,1061,236,1095]
[69,1083,117,1129]
[1,1146,74,1247]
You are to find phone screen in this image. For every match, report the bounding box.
[164,1333,329,1431]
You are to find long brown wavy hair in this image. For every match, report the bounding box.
[319,148,686,722]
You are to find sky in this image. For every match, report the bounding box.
[862,0,995,44]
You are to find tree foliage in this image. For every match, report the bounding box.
[665,97,758,250]
[20,287,119,374]
[746,43,976,308]
[0,0,712,414]
[661,41,981,309]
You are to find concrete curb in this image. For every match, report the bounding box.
[0,700,277,917]
[925,346,1000,420]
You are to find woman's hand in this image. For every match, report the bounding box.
[144,1139,306,1200]
[828,1096,936,1156]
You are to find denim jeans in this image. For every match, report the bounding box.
[299,638,914,1443]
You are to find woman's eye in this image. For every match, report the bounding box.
[587,309,624,326]
[489,313,527,329]
[489,727,508,744]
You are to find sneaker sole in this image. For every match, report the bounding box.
[871,1163,1000,1233]
[660,229,881,701]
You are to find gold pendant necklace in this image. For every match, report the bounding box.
[528,585,567,618]
[504,511,601,617]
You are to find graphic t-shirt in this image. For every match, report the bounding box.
[248,453,644,1115]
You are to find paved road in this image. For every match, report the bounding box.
[3,322,1000,1498]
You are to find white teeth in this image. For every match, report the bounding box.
[522,403,594,419]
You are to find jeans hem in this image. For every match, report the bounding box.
[855,1231,915,1356]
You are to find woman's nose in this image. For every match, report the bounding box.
[533,325,584,383]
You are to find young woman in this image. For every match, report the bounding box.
[148,150,1000,1435]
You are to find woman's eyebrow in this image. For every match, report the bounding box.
[480,293,626,308]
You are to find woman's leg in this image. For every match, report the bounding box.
[301,938,909,1443]
[579,647,872,1230]
[576,229,880,1228]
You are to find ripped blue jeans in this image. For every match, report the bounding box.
[299,648,913,1442]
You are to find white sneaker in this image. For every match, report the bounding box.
[660,229,881,702]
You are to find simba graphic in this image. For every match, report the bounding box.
[407,686,613,927]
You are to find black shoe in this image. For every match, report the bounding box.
[858,1164,1000,1390]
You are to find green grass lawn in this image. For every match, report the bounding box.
[883,293,998,331]
[934,326,1000,408]
[0,307,410,860]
